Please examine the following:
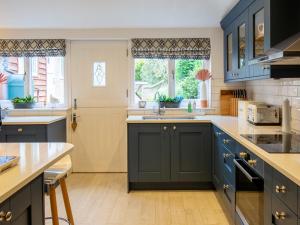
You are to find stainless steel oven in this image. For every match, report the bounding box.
[234,158,264,225]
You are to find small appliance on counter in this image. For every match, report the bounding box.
[247,102,280,125]
[0,156,19,172]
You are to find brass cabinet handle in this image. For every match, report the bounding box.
[275,211,286,220]
[17,128,23,132]
[223,139,230,144]
[163,126,168,131]
[0,211,5,221]
[223,153,231,158]
[5,211,12,222]
[248,159,257,167]
[173,126,176,131]
[216,132,222,136]
[239,152,247,159]
[223,184,229,190]
[275,185,287,193]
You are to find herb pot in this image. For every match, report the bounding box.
[13,103,35,109]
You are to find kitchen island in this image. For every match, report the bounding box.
[0,142,73,224]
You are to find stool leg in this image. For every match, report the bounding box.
[60,178,75,225]
[49,185,60,225]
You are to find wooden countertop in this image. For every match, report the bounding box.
[2,116,66,125]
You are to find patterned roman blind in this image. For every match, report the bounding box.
[0,39,66,57]
[131,38,211,60]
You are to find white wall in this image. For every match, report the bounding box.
[246,78,300,132]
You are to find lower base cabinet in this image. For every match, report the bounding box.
[0,175,44,225]
[128,123,212,190]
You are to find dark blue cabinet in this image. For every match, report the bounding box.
[221,0,300,82]
[128,123,212,190]
[171,124,211,182]
[212,127,224,191]
[128,124,170,182]
[0,175,44,225]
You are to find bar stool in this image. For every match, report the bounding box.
[44,155,74,225]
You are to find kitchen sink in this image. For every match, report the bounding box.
[142,115,196,120]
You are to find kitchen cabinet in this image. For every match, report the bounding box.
[212,127,224,191]
[128,123,212,190]
[171,124,211,182]
[127,124,170,182]
[0,175,44,225]
[221,0,300,82]
[0,119,66,143]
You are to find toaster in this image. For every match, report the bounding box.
[247,103,280,125]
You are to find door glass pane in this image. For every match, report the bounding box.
[254,8,264,58]
[238,23,246,69]
[227,33,233,71]
[93,62,106,87]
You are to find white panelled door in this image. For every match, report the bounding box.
[70,41,129,172]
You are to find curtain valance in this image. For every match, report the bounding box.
[0,39,66,57]
[131,38,211,60]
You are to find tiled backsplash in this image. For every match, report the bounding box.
[246,78,300,132]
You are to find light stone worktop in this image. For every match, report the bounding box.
[2,116,66,125]
[127,115,300,186]
[0,143,74,203]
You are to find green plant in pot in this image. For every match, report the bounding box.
[158,95,183,108]
[12,96,36,109]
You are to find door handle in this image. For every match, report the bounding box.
[71,113,79,132]
[73,98,77,110]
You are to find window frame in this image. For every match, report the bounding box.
[131,58,211,108]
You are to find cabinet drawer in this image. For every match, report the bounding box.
[223,146,235,181]
[221,133,236,152]
[222,176,235,217]
[273,170,298,214]
[272,196,297,225]
[4,125,47,142]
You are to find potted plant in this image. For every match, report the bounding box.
[12,95,36,109]
[158,95,183,108]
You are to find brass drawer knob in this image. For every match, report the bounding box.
[17,128,23,132]
[223,184,229,190]
[239,152,247,159]
[0,211,5,221]
[248,159,257,167]
[216,132,222,136]
[223,139,230,144]
[5,211,12,222]
[223,153,231,158]
[275,211,286,220]
[275,185,287,193]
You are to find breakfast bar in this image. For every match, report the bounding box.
[0,143,73,224]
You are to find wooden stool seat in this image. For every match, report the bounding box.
[45,155,74,225]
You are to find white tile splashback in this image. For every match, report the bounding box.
[246,78,300,132]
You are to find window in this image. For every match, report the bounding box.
[134,58,205,104]
[0,56,65,107]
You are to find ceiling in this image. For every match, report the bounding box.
[0,0,238,29]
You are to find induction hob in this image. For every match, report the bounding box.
[241,134,300,153]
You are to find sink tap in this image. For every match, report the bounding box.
[153,92,165,116]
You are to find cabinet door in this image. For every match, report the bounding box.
[212,128,224,191]
[171,124,212,182]
[128,124,170,182]
[224,23,236,81]
[235,9,249,79]
[248,0,267,78]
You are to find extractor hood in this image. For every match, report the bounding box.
[249,32,300,65]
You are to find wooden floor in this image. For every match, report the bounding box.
[45,173,230,225]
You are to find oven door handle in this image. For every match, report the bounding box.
[233,159,260,182]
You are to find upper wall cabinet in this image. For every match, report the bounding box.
[221,0,300,82]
